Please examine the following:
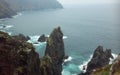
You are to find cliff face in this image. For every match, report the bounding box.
[91,53,120,75]
[0,0,16,18]
[0,27,65,75]
[45,27,65,75]
[4,0,63,11]
[0,0,63,19]
[79,46,113,75]
[0,31,41,75]
[87,46,113,73]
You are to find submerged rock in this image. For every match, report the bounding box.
[38,34,47,42]
[45,27,65,75]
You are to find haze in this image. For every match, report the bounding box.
[59,0,119,5]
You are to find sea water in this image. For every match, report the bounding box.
[0,3,120,75]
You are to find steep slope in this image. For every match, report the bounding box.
[4,0,63,11]
[0,0,63,19]
[0,27,65,75]
[91,53,120,75]
[0,0,16,18]
[44,27,65,75]
[0,31,41,75]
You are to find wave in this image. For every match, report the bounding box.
[28,35,68,43]
[78,55,92,73]
[78,53,118,73]
[28,35,40,43]
[0,25,13,30]
[13,13,22,18]
[109,53,118,64]
[47,35,68,39]
[64,56,73,63]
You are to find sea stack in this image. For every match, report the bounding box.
[45,27,65,75]
[86,46,113,73]
[79,46,114,75]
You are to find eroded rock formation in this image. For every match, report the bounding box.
[45,27,65,75]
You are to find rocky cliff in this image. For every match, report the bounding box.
[0,27,65,75]
[0,0,63,19]
[91,53,120,75]
[0,0,16,18]
[0,31,41,75]
[44,27,65,75]
[79,46,114,75]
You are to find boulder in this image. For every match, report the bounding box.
[38,34,47,42]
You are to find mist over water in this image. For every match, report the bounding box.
[0,2,120,75]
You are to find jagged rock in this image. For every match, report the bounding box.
[13,33,30,41]
[110,53,120,75]
[45,27,65,75]
[38,34,47,42]
[0,31,40,75]
[79,46,114,75]
[86,46,113,73]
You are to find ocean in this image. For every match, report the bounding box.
[0,3,120,75]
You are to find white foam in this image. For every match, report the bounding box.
[63,36,68,39]
[0,25,13,30]
[29,35,40,43]
[109,53,118,64]
[5,25,13,29]
[47,35,68,39]
[13,13,22,18]
[64,56,73,63]
[8,32,12,35]
[27,35,47,47]
[78,55,93,73]
[78,53,118,72]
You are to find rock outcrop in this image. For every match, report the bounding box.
[0,27,65,75]
[90,53,120,75]
[86,46,113,73]
[38,34,47,42]
[45,27,65,75]
[13,33,30,41]
[79,46,114,75]
[0,31,40,75]
[110,53,120,75]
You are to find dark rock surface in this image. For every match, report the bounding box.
[110,53,120,75]
[38,34,47,42]
[86,46,113,73]
[45,27,65,75]
[0,27,65,75]
[0,31,40,75]
[13,33,30,41]
[79,46,113,75]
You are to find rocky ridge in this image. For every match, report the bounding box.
[79,46,114,75]
[0,27,65,75]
